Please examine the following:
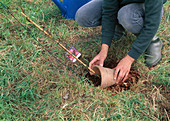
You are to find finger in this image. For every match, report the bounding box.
[99,60,103,67]
[122,72,129,82]
[99,63,103,67]
[114,68,119,82]
[114,69,120,84]
[89,57,98,68]
[117,70,125,84]
[116,71,122,84]
[99,59,104,67]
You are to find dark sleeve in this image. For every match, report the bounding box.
[128,0,163,60]
[101,0,119,46]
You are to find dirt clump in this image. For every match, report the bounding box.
[85,60,140,94]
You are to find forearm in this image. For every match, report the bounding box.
[101,0,119,47]
[128,0,163,60]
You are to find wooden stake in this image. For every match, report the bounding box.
[21,12,97,75]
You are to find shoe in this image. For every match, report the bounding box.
[113,24,125,40]
[145,37,163,67]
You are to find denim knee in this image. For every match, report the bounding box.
[75,8,89,27]
[118,3,144,34]
[75,0,102,27]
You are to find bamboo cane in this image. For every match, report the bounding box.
[21,12,97,75]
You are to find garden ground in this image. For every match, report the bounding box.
[0,0,169,120]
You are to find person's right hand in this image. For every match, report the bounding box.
[89,44,109,69]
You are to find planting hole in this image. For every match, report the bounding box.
[85,60,140,94]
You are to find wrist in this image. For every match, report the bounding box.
[101,44,109,53]
[125,55,135,64]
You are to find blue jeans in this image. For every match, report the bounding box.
[75,0,163,35]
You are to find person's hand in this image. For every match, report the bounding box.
[114,55,135,84]
[89,44,109,69]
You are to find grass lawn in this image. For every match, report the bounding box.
[0,0,169,120]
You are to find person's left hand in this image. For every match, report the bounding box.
[114,55,135,84]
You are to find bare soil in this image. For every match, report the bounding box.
[85,59,169,120]
[85,59,140,95]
